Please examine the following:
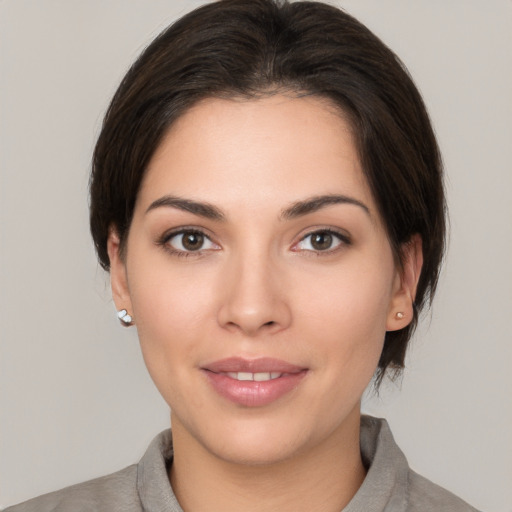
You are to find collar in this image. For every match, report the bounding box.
[136,415,409,512]
[137,429,183,512]
[344,415,409,512]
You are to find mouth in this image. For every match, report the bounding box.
[222,371,284,382]
[202,357,308,407]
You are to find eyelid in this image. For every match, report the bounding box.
[157,226,221,255]
[291,227,351,253]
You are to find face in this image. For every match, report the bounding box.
[109,95,419,466]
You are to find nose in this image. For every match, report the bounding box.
[217,252,292,337]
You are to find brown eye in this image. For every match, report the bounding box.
[294,229,349,253]
[310,232,333,251]
[182,232,204,251]
[167,230,217,253]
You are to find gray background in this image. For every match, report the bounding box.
[1,1,511,510]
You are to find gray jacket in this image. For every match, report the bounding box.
[4,416,480,511]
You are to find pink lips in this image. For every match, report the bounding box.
[202,357,308,407]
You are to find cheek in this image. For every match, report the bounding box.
[125,252,219,397]
[127,238,218,331]
[297,258,394,374]
[132,273,212,335]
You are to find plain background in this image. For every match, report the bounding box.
[1,1,511,510]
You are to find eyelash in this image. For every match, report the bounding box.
[156,227,351,258]
[292,228,351,256]
[157,228,219,258]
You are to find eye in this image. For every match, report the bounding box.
[165,229,218,253]
[293,229,349,253]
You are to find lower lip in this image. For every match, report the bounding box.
[203,370,307,407]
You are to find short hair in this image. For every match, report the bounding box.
[90,0,446,384]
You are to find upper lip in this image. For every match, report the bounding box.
[203,357,306,374]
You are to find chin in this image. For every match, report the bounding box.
[210,431,307,467]
[195,411,330,467]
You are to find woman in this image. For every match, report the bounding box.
[3,1,484,510]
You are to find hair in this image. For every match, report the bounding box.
[90,0,446,385]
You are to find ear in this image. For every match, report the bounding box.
[107,227,133,317]
[386,234,423,331]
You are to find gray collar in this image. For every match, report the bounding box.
[136,415,409,512]
[137,429,183,512]
[344,415,408,512]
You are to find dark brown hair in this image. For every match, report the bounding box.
[90,0,445,384]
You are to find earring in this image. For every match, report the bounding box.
[117,309,133,327]
[395,312,405,320]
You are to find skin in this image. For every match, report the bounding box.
[108,94,422,512]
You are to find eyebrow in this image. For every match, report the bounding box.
[145,193,370,221]
[281,194,370,220]
[146,195,225,220]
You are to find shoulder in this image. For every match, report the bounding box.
[356,416,481,512]
[3,429,176,512]
[406,470,481,512]
[3,465,141,512]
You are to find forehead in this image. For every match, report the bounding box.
[138,94,374,214]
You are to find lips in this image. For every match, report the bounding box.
[202,357,308,407]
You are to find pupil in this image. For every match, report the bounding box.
[312,232,332,250]
[183,232,203,251]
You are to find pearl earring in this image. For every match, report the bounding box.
[395,312,405,319]
[117,309,133,326]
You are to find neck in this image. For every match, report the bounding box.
[169,406,366,512]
